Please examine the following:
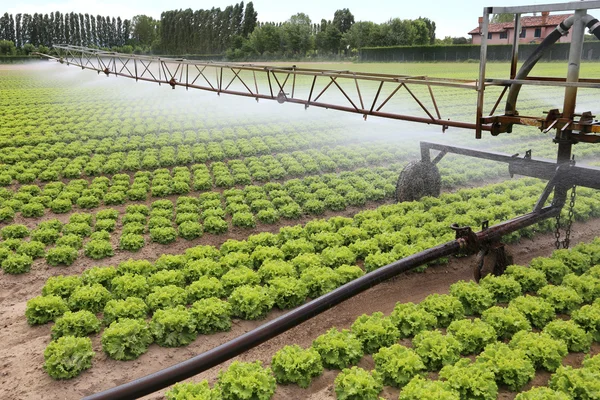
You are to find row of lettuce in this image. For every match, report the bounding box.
[162,238,600,399]
[21,179,600,376]
[0,160,513,274]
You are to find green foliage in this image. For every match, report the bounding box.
[84,239,114,259]
[268,276,308,309]
[271,344,323,388]
[102,318,153,360]
[508,295,556,329]
[300,266,341,298]
[42,275,83,298]
[31,228,60,245]
[178,221,204,240]
[257,259,296,282]
[111,274,150,299]
[514,387,571,400]
[543,319,593,353]
[447,318,497,355]
[150,305,197,347]
[561,273,600,303]
[21,202,45,217]
[509,331,568,372]
[95,219,116,232]
[373,344,425,387]
[63,222,92,237]
[572,304,600,341]
[549,365,600,398]
[481,305,531,339]
[449,280,495,315]
[479,274,522,303]
[311,328,363,370]
[150,227,178,244]
[476,342,535,391]
[229,285,274,320]
[119,233,145,251]
[439,358,498,400]
[103,297,148,325]
[504,265,548,292]
[1,253,33,274]
[43,336,95,379]
[412,330,462,371]
[146,285,188,311]
[418,294,464,328]
[148,269,186,288]
[530,257,570,285]
[350,312,400,354]
[552,249,593,275]
[56,234,84,249]
[69,284,112,313]
[389,302,437,338]
[1,224,29,239]
[51,310,101,340]
[215,361,276,400]
[335,264,364,284]
[399,376,459,400]
[166,381,215,400]
[221,267,260,295]
[334,366,383,400]
[25,295,69,325]
[155,254,187,270]
[46,245,78,267]
[203,217,228,234]
[187,276,225,302]
[538,285,583,314]
[189,297,232,334]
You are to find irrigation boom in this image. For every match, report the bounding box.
[34,1,600,399]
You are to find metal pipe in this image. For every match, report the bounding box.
[84,240,462,400]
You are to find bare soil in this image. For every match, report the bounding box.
[1,218,599,400]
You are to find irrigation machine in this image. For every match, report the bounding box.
[35,1,600,398]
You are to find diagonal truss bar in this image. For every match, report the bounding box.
[41,45,497,132]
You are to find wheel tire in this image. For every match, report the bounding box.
[472,247,514,282]
[395,160,441,203]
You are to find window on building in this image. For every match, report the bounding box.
[500,31,508,39]
[534,28,542,38]
[520,28,526,38]
[487,32,493,40]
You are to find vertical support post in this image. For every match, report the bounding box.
[510,14,521,79]
[476,7,491,139]
[555,8,586,206]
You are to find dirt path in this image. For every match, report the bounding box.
[1,217,599,400]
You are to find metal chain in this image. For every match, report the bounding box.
[554,212,562,250]
[563,185,577,249]
[554,185,577,249]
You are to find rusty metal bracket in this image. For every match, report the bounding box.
[451,223,479,254]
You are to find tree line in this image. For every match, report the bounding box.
[0,11,130,54]
[228,9,438,58]
[0,3,448,58]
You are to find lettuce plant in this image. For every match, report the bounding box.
[481,305,531,339]
[102,318,153,360]
[271,345,323,388]
[150,305,197,347]
[449,280,495,315]
[334,366,383,400]
[418,294,464,328]
[45,245,78,266]
[412,330,462,371]
[215,361,276,400]
[312,328,363,370]
[103,297,148,325]
[475,342,535,391]
[268,276,308,309]
[389,302,437,338]
[43,336,95,379]
[2,253,33,274]
[537,285,583,314]
[51,310,101,339]
[351,312,400,354]
[189,297,232,334]
[25,295,69,325]
[373,344,426,387]
[439,358,498,400]
[509,331,568,372]
[229,285,273,320]
[508,295,556,329]
[146,285,188,311]
[399,376,459,400]
[542,319,593,353]
[68,284,112,313]
[447,318,497,355]
[166,381,214,400]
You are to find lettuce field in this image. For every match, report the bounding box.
[1,61,599,399]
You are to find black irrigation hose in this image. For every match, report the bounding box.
[84,239,462,400]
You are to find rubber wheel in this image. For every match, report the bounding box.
[396,160,441,203]
[472,248,514,282]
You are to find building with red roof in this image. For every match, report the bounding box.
[469,12,572,44]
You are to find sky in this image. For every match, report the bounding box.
[3,0,575,38]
